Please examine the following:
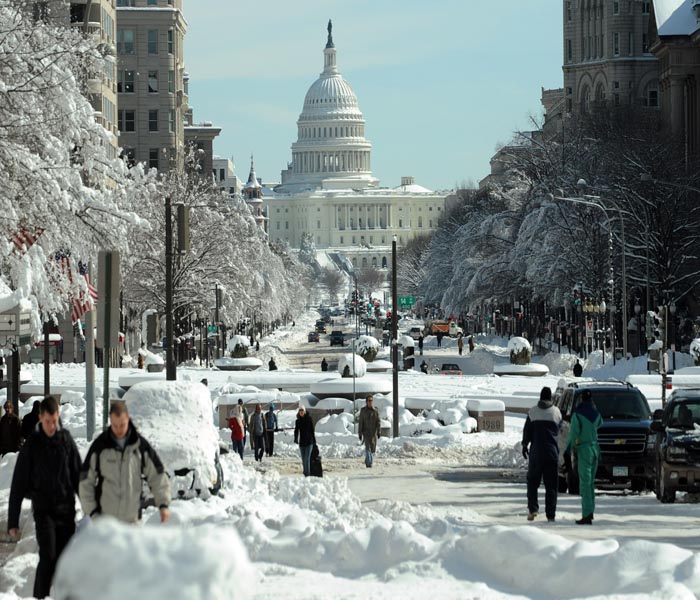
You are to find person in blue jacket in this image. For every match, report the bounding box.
[522,386,562,522]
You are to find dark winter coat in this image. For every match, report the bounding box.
[20,405,40,440]
[0,413,21,454]
[8,426,81,529]
[294,413,315,446]
[358,406,381,443]
[522,399,562,462]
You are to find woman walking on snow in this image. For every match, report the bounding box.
[294,407,315,476]
[568,389,602,524]
[228,406,245,460]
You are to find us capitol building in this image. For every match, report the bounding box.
[264,21,448,271]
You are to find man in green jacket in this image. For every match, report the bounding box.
[568,389,602,525]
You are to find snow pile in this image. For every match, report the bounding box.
[123,381,219,495]
[690,338,700,364]
[507,336,531,354]
[337,353,367,377]
[355,334,379,356]
[226,334,251,352]
[52,518,254,600]
[315,413,353,434]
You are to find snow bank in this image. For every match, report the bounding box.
[507,336,531,354]
[52,518,254,600]
[226,334,251,352]
[337,353,367,377]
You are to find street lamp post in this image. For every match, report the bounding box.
[391,235,399,438]
[634,300,642,358]
[165,197,176,381]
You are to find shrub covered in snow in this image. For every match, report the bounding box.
[337,353,367,378]
[356,335,380,362]
[227,334,250,358]
[508,336,531,365]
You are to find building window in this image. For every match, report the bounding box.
[285,222,289,230]
[118,70,135,93]
[117,0,135,5]
[120,147,135,167]
[317,220,321,229]
[566,1,572,21]
[418,217,423,228]
[117,29,134,54]
[340,236,343,244]
[148,30,158,54]
[642,1,650,14]
[566,39,572,63]
[147,0,157,5]
[167,29,174,54]
[645,86,659,108]
[642,33,650,53]
[169,110,175,133]
[399,219,403,228]
[276,222,280,230]
[168,70,175,93]
[118,109,135,132]
[613,32,620,56]
[149,148,159,170]
[148,71,158,93]
[613,0,619,14]
[628,32,634,55]
[148,110,158,132]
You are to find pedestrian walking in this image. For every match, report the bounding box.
[358,395,381,468]
[294,406,315,476]
[249,403,267,462]
[0,400,21,455]
[238,399,249,449]
[573,359,583,377]
[521,386,562,522]
[436,331,443,348]
[265,403,278,457]
[228,406,245,460]
[321,357,328,372]
[468,335,475,353]
[568,389,602,525]
[7,396,81,599]
[457,334,464,356]
[20,400,41,442]
[418,333,424,356]
[268,357,278,371]
[79,400,171,524]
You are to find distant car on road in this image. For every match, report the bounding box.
[650,389,700,503]
[315,320,327,333]
[329,330,345,346]
[308,331,320,343]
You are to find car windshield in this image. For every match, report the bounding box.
[668,401,700,430]
[583,389,650,420]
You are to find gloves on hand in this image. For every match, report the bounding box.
[521,444,529,460]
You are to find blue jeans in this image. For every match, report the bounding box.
[300,444,313,476]
[232,439,244,460]
[365,445,373,467]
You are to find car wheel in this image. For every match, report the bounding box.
[209,455,224,496]
[658,466,676,504]
[630,478,645,493]
[567,468,580,495]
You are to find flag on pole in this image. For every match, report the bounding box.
[71,260,97,324]
[10,225,45,255]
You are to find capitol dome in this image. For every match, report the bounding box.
[277,21,378,193]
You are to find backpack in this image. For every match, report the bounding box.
[265,411,277,430]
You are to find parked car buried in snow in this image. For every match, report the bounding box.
[122,380,223,501]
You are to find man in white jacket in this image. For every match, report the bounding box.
[79,401,170,523]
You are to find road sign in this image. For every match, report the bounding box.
[207,325,217,334]
[585,319,594,339]
[398,296,415,308]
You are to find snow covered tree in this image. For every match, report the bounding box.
[319,267,344,304]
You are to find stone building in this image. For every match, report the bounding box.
[563,0,659,112]
[266,22,447,270]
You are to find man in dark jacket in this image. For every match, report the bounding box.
[0,400,21,455]
[20,400,41,441]
[522,386,562,522]
[358,395,381,468]
[294,406,315,476]
[7,396,81,599]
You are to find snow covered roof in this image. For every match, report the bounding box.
[654,0,700,36]
[393,183,434,194]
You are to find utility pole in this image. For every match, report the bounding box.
[165,197,176,380]
[391,235,399,438]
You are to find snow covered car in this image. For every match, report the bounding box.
[122,380,223,500]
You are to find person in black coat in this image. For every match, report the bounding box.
[20,400,41,441]
[268,358,278,371]
[573,359,583,377]
[7,396,81,599]
[294,406,316,476]
[0,400,21,455]
[321,357,328,372]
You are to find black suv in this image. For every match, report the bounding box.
[329,330,345,346]
[650,389,700,503]
[553,381,654,493]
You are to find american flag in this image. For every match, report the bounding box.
[71,260,97,324]
[10,225,45,255]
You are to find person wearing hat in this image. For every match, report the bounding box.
[568,389,602,525]
[265,403,278,457]
[521,386,562,522]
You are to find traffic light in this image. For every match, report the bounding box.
[573,288,580,305]
[351,290,358,306]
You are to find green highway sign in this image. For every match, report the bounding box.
[398,296,415,308]
[207,325,217,334]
